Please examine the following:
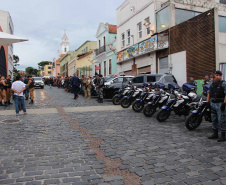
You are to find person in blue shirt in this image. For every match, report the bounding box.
[71,74,80,99]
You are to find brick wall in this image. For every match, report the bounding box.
[157,8,216,81]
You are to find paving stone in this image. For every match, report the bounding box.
[103,176,123,182]
[43,179,61,184]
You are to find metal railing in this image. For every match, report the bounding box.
[95,45,106,56]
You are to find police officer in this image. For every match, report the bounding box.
[203,74,210,86]
[207,70,226,142]
[0,75,7,106]
[5,75,12,105]
[23,75,29,100]
[97,74,105,103]
[81,76,87,98]
[26,76,35,104]
[188,76,197,86]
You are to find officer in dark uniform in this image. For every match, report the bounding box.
[97,74,105,103]
[207,70,226,142]
[5,75,12,105]
[26,76,35,104]
[188,76,197,86]
[23,75,29,100]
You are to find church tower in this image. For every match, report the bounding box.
[61,33,69,55]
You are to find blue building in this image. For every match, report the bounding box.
[92,23,117,77]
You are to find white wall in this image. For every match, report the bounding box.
[117,0,156,52]
[171,51,187,86]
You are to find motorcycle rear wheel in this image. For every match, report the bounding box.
[156,109,171,122]
[112,96,120,105]
[121,98,131,108]
[132,101,144,112]
[185,113,202,130]
[143,104,156,117]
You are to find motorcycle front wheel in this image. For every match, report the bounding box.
[132,101,144,112]
[143,104,156,117]
[156,109,171,122]
[185,113,202,130]
[112,95,120,105]
[121,98,131,108]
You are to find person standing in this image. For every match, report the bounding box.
[203,74,210,86]
[11,76,27,115]
[97,74,105,103]
[86,76,92,99]
[207,70,226,142]
[81,76,87,98]
[5,75,12,105]
[71,74,80,99]
[0,75,7,106]
[23,75,29,100]
[26,76,35,104]
[188,76,197,86]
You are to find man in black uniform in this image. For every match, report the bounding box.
[207,70,226,142]
[97,74,105,103]
[23,75,29,100]
[188,76,197,86]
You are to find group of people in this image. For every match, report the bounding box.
[0,75,35,115]
[69,73,105,103]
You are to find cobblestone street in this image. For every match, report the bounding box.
[0,86,226,185]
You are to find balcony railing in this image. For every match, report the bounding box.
[95,45,106,56]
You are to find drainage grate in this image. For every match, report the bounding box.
[2,119,20,123]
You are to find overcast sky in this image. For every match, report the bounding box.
[0,0,125,70]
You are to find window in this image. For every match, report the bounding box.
[127,30,130,45]
[48,66,51,69]
[138,22,142,38]
[219,16,226,33]
[133,76,144,83]
[156,6,170,32]
[109,59,112,75]
[147,76,161,82]
[64,47,67,52]
[48,71,51,74]
[104,61,106,76]
[118,77,124,83]
[164,76,176,83]
[159,57,169,74]
[175,8,200,25]
[122,33,125,47]
[145,17,151,35]
[220,0,226,4]
[86,47,88,52]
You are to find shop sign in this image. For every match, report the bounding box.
[95,66,101,70]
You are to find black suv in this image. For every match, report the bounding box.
[129,74,177,88]
[103,76,133,99]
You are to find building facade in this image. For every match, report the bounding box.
[116,0,226,85]
[60,51,77,77]
[0,10,14,77]
[92,23,117,77]
[43,63,53,76]
[0,26,8,77]
[68,41,97,77]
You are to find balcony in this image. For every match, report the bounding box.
[95,45,106,56]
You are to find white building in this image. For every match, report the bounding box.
[61,33,69,55]
[116,0,226,85]
[0,10,14,77]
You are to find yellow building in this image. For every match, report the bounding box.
[44,64,53,76]
[76,51,93,77]
[60,51,77,77]
[68,40,97,76]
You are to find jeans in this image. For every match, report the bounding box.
[14,95,26,114]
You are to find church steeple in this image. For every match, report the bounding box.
[61,32,69,54]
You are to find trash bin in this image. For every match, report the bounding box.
[195,80,204,95]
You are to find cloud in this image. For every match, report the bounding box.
[0,0,125,71]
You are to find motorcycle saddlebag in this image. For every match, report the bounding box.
[182,83,197,93]
[168,83,180,90]
[155,82,165,89]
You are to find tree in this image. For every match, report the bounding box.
[38,61,52,70]
[13,55,20,77]
[25,67,38,76]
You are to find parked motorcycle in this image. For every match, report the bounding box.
[132,83,154,112]
[121,87,143,108]
[156,83,198,122]
[112,86,131,105]
[143,83,179,117]
[185,85,211,130]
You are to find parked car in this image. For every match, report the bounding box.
[33,77,44,89]
[128,74,178,89]
[104,76,134,98]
